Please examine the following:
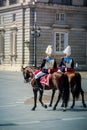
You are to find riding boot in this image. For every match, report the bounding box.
[36,78,42,88]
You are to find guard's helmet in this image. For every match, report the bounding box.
[45,45,53,56]
[63,45,71,56]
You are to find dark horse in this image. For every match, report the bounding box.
[22,66,69,111]
[49,70,86,108]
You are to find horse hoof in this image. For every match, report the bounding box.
[31,107,36,111]
[49,104,52,107]
[53,107,56,110]
[71,105,74,109]
[83,104,86,108]
[63,107,66,111]
[44,105,47,109]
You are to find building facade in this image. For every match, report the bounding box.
[0,0,87,71]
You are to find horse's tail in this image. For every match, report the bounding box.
[76,72,82,98]
[71,72,82,99]
[62,74,70,103]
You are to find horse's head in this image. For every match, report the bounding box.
[22,66,34,83]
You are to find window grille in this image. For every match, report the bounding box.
[0,0,6,6]
[56,13,65,21]
[54,32,68,53]
[9,0,17,5]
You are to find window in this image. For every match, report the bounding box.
[10,30,17,58]
[9,0,17,5]
[56,13,65,21]
[0,16,4,24]
[48,0,72,5]
[0,0,6,6]
[0,31,4,62]
[54,32,68,53]
[13,14,16,22]
[84,0,87,6]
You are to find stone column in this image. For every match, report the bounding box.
[6,0,9,6]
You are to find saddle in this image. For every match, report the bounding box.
[65,68,75,73]
[34,67,75,86]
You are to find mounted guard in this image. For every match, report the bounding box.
[34,45,57,88]
[58,45,74,72]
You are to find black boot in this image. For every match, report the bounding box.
[36,78,42,88]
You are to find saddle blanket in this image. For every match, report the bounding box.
[40,74,51,86]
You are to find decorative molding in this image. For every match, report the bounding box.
[52,24,70,29]
[70,27,86,31]
[0,26,5,31]
[10,24,17,30]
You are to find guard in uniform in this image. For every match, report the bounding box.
[58,45,74,72]
[35,45,57,88]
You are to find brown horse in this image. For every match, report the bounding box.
[49,70,86,109]
[22,66,69,111]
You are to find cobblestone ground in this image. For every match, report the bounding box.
[24,71,87,105]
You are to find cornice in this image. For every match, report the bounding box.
[0,3,87,13]
[0,4,25,12]
[35,3,87,12]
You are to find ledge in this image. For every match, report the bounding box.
[10,24,17,30]
[0,26,5,31]
[0,64,21,72]
[52,24,70,29]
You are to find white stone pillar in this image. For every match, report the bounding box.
[7,0,9,6]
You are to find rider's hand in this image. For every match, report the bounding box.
[48,69,50,73]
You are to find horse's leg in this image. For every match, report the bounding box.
[61,101,64,107]
[71,93,75,108]
[39,89,47,109]
[53,92,61,110]
[49,89,56,107]
[61,89,69,111]
[32,87,38,111]
[80,88,86,107]
[62,74,69,111]
[63,100,68,111]
[61,95,68,111]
